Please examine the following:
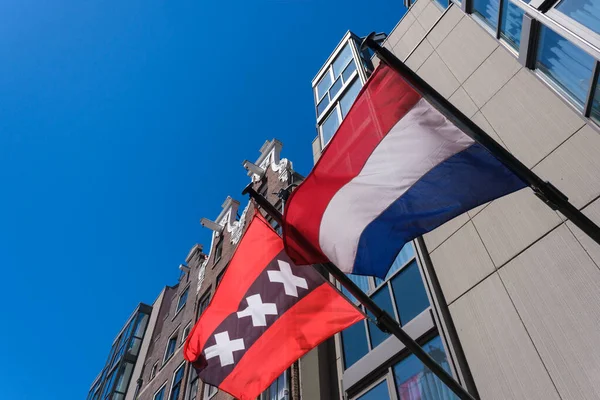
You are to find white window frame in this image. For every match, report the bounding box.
[150,360,159,380]
[181,321,192,346]
[153,381,168,400]
[176,286,190,314]
[167,361,186,400]
[203,383,218,399]
[163,328,180,363]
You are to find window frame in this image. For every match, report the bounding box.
[163,329,180,364]
[176,286,190,314]
[153,381,168,400]
[181,321,192,346]
[168,361,186,400]
[150,360,159,381]
[213,235,224,266]
[203,383,218,399]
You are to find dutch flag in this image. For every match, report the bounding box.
[283,63,526,278]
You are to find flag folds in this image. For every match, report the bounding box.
[283,63,526,278]
[184,214,364,400]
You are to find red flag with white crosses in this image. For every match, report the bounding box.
[184,214,364,400]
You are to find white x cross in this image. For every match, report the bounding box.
[204,331,245,367]
[268,260,308,297]
[237,294,278,327]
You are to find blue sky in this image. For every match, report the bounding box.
[0,1,405,398]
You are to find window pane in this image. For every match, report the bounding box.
[500,0,524,49]
[330,76,343,99]
[115,362,134,393]
[536,26,595,109]
[591,78,600,123]
[341,273,370,303]
[391,261,430,325]
[393,336,457,400]
[342,59,357,83]
[435,0,449,8]
[555,0,600,35]
[357,380,391,400]
[133,313,149,338]
[472,0,500,29]
[128,337,142,357]
[367,286,396,348]
[316,72,332,101]
[341,320,369,369]
[317,95,329,117]
[154,387,166,400]
[333,43,353,77]
[375,243,416,286]
[340,78,362,118]
[177,288,189,311]
[320,109,340,145]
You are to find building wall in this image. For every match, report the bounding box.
[384,2,600,399]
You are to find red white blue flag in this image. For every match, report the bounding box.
[283,63,526,278]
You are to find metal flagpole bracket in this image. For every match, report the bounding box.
[361,32,600,247]
[242,183,478,400]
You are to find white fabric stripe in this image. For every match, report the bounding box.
[319,98,475,273]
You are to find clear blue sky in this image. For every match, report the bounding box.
[0,1,406,398]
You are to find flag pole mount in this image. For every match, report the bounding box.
[242,183,478,400]
[361,32,600,247]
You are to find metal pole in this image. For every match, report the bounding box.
[361,33,600,247]
[242,184,478,400]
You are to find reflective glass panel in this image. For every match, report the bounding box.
[555,0,600,35]
[165,336,177,360]
[341,319,369,369]
[341,274,370,303]
[115,362,134,393]
[154,387,166,400]
[342,60,357,83]
[317,95,329,117]
[391,261,430,325]
[128,337,142,357]
[330,76,343,99]
[375,243,416,286]
[357,380,391,400]
[472,0,500,29]
[393,336,457,400]
[536,26,595,109]
[435,0,449,8]
[133,313,149,338]
[367,287,396,348]
[340,78,362,117]
[591,78,600,123]
[333,43,354,77]
[177,288,189,311]
[320,109,340,145]
[316,72,332,102]
[500,0,525,49]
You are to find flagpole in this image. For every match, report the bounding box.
[361,32,600,247]
[242,184,478,400]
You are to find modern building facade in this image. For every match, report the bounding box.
[311,0,600,399]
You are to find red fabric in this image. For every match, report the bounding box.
[184,214,365,400]
[183,214,283,363]
[220,283,364,400]
[282,64,421,265]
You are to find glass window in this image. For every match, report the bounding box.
[150,361,159,380]
[320,109,340,145]
[555,0,600,35]
[393,336,457,400]
[340,78,362,118]
[591,77,600,123]
[204,384,218,399]
[317,95,329,117]
[342,59,357,83]
[154,385,166,400]
[182,323,192,343]
[316,72,332,101]
[330,76,343,99]
[500,0,525,49]
[367,287,396,348]
[177,288,189,312]
[536,26,595,109]
[261,371,287,400]
[187,369,199,400]
[341,274,370,303]
[391,262,430,325]
[170,364,185,400]
[472,0,500,29]
[214,238,223,264]
[165,335,178,361]
[333,43,354,77]
[133,313,149,338]
[115,362,134,394]
[357,380,391,400]
[128,337,142,357]
[435,0,449,8]
[375,243,416,286]
[102,368,117,398]
[198,294,211,317]
[341,319,369,369]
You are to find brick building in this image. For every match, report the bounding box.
[89,139,318,400]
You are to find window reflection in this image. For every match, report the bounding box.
[357,380,391,400]
[367,288,396,348]
[472,0,500,29]
[500,0,524,49]
[536,26,595,109]
[341,274,370,303]
[342,319,369,369]
[340,78,362,117]
[591,78,600,123]
[321,110,340,145]
[555,0,600,35]
[391,262,430,325]
[333,44,353,77]
[393,336,457,400]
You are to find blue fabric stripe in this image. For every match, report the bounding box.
[353,143,526,278]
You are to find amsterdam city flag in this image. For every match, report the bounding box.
[184,214,364,400]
